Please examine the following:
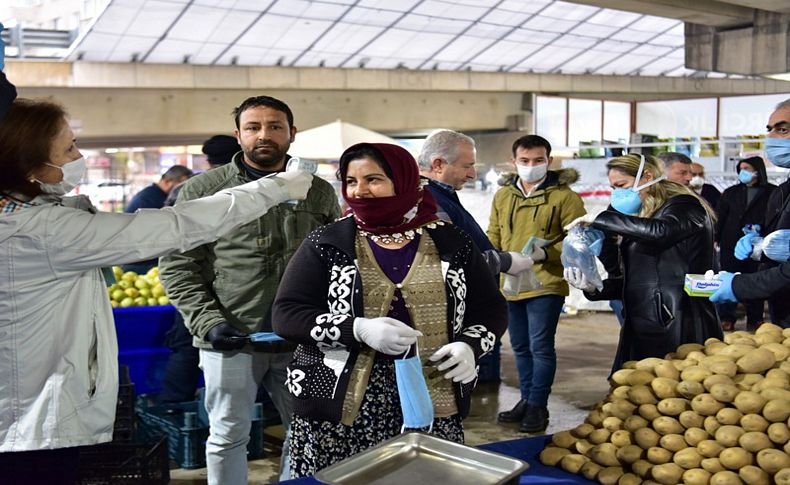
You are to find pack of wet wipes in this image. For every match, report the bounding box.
[684,272,721,297]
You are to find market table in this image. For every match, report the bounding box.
[279,434,595,484]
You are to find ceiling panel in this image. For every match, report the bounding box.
[344,6,406,27]
[471,40,541,68]
[518,45,585,71]
[311,24,385,57]
[396,12,472,35]
[127,1,185,38]
[64,0,725,77]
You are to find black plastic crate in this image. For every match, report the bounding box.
[113,382,136,442]
[77,436,169,485]
[136,396,265,469]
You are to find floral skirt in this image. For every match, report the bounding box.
[289,358,464,478]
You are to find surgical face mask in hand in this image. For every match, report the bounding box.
[689,176,704,188]
[738,169,754,185]
[37,157,86,196]
[516,163,548,184]
[764,137,790,168]
[610,155,665,216]
[394,349,434,431]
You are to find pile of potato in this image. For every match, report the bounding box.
[540,323,790,485]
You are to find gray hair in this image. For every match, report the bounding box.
[417,129,475,171]
[656,151,692,170]
[776,98,790,111]
[161,164,193,181]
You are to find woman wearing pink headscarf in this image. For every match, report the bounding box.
[273,143,507,477]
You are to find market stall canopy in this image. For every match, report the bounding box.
[288,119,398,160]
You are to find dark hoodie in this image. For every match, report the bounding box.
[716,156,777,272]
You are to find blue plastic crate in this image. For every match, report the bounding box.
[135,396,265,470]
[113,306,177,351]
[119,348,171,395]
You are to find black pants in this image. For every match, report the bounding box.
[0,447,80,485]
[717,299,765,327]
[158,312,201,403]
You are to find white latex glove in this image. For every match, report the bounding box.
[429,342,477,384]
[353,317,422,355]
[564,213,597,231]
[273,170,313,200]
[505,252,533,275]
[563,267,596,292]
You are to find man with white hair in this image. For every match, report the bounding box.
[418,130,533,383]
[418,130,533,276]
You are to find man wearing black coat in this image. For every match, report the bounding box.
[715,156,776,330]
[710,99,790,328]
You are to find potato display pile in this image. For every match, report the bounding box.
[540,324,790,485]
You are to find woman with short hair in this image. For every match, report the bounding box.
[0,97,312,483]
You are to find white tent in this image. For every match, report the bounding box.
[288,119,398,160]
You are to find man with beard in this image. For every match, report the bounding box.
[159,96,340,485]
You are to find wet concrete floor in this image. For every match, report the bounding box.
[170,311,621,484]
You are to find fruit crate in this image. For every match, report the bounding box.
[113,382,137,442]
[135,396,265,469]
[113,306,178,394]
[113,365,136,442]
[76,435,169,485]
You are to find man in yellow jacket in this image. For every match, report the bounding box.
[488,135,585,433]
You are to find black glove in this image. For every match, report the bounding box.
[205,322,248,350]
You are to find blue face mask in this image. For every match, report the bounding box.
[738,169,754,184]
[765,137,790,168]
[610,155,666,215]
[394,345,434,432]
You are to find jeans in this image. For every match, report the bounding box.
[199,349,294,485]
[507,295,565,408]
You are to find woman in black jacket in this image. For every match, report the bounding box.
[565,154,722,373]
[272,143,507,478]
[715,156,776,330]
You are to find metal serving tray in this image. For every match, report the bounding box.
[314,432,528,485]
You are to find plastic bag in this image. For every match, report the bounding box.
[752,229,790,262]
[502,236,550,296]
[561,226,605,292]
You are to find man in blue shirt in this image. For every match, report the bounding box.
[124,165,193,213]
[417,130,532,383]
[123,165,193,273]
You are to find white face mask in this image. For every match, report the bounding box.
[37,157,86,196]
[516,163,548,183]
[689,175,704,188]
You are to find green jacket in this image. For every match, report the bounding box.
[487,169,586,300]
[159,154,341,348]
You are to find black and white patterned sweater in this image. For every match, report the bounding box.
[272,216,508,423]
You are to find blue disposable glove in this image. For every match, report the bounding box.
[709,271,737,303]
[0,23,5,71]
[734,233,756,261]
